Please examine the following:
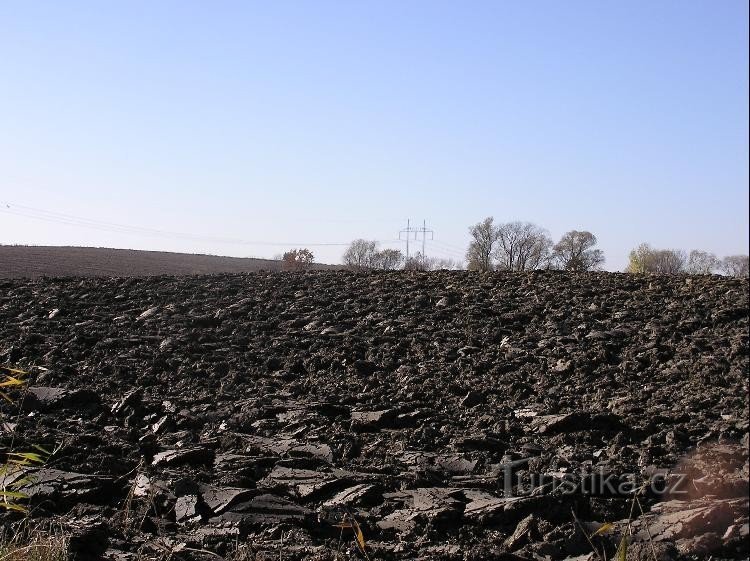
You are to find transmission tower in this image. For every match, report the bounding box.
[415,220,434,263]
[399,219,418,261]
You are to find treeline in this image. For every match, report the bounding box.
[279,220,749,278]
[465,218,604,272]
[464,217,748,277]
[342,239,460,271]
[626,244,748,277]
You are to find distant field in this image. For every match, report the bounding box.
[0,245,317,278]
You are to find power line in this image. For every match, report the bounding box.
[431,239,467,253]
[0,202,363,247]
[431,239,466,258]
[2,202,468,262]
[425,241,466,262]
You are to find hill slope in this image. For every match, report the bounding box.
[0,245,328,277]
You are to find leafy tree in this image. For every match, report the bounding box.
[281,248,314,271]
[626,243,654,273]
[626,243,685,274]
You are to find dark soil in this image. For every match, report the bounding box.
[0,270,747,560]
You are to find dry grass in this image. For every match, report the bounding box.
[0,522,69,561]
[0,368,67,560]
[572,480,659,561]
[0,366,49,515]
[225,545,260,561]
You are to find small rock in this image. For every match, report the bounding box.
[504,513,536,550]
[137,306,159,320]
[175,494,202,523]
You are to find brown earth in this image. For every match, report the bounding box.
[0,245,335,278]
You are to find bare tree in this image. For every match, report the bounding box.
[372,248,404,270]
[684,250,719,274]
[651,249,686,274]
[494,221,553,271]
[466,217,499,271]
[403,253,462,271]
[552,230,605,271]
[720,255,749,277]
[403,253,426,271]
[342,239,378,270]
[281,248,314,271]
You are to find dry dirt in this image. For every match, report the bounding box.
[0,270,747,560]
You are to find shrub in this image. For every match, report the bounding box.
[281,248,315,271]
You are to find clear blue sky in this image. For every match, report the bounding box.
[1,0,748,270]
